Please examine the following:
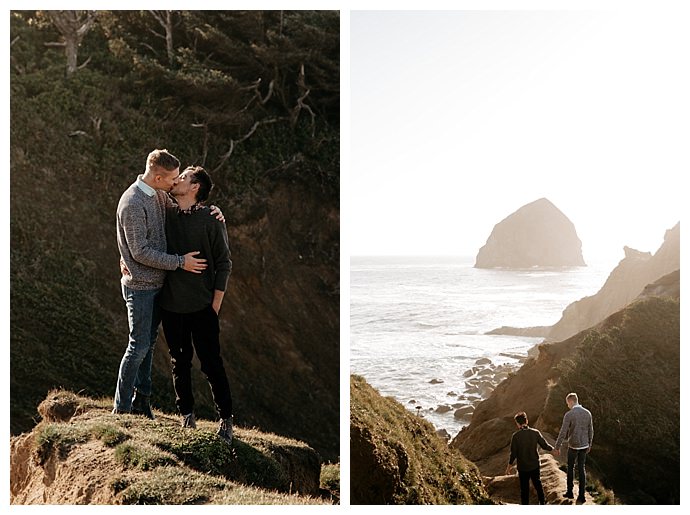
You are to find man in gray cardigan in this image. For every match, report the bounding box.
[554,392,594,503]
[114,149,210,417]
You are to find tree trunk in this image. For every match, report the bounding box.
[64,35,78,76]
[45,10,97,76]
[165,11,174,65]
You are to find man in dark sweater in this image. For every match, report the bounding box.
[158,166,234,444]
[506,411,553,505]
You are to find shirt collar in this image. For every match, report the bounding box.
[178,203,203,216]
[135,175,156,197]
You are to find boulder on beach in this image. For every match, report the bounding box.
[475,198,586,269]
[436,428,451,441]
[435,405,453,414]
[454,406,474,419]
[429,378,444,385]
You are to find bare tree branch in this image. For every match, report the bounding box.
[77,55,92,70]
[11,35,20,47]
[148,10,175,65]
[212,117,285,173]
[291,64,316,133]
[140,42,160,57]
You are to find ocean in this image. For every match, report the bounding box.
[350,255,616,437]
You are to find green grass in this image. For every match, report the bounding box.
[320,462,340,499]
[20,390,329,505]
[34,423,90,464]
[90,423,130,447]
[350,375,492,505]
[114,442,177,471]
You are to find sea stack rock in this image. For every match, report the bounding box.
[475,198,586,268]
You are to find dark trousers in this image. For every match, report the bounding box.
[161,305,233,419]
[518,468,545,505]
[567,448,588,498]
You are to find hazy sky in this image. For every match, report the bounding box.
[350,8,688,262]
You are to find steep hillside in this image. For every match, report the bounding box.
[10,390,333,505]
[542,297,680,503]
[350,375,492,505]
[10,11,339,462]
[452,275,679,504]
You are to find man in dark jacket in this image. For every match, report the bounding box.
[506,411,554,505]
[158,165,234,445]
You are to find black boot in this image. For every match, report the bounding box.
[131,390,156,420]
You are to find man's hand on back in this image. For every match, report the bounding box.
[209,205,225,223]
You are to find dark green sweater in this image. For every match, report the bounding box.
[509,426,553,472]
[159,205,232,313]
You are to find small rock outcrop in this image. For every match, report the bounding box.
[475,198,585,269]
[10,391,327,505]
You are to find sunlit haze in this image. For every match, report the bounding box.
[351,9,688,264]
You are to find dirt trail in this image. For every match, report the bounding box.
[485,454,594,505]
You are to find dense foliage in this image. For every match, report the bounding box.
[10,10,339,461]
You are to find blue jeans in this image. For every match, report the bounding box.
[567,447,588,498]
[113,285,161,411]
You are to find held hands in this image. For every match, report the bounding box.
[183,251,208,273]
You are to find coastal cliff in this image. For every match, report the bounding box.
[475,198,585,269]
[547,222,679,341]
[451,272,680,504]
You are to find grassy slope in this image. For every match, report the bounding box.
[542,297,680,504]
[350,375,493,505]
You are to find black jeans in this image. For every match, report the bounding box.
[567,448,588,498]
[518,468,546,505]
[161,305,233,419]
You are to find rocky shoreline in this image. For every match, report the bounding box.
[408,354,530,442]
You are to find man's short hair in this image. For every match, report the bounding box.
[566,393,579,404]
[147,149,180,173]
[185,165,214,203]
[514,411,528,426]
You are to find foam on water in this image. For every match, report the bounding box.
[350,256,613,437]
